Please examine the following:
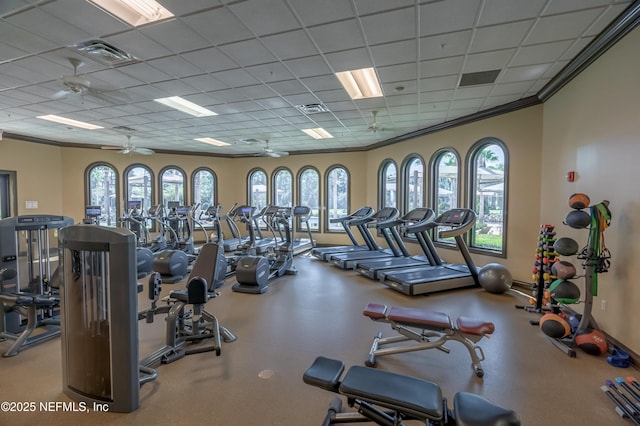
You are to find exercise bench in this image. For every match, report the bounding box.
[303,356,520,425]
[363,303,494,377]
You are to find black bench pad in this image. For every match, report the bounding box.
[340,365,443,422]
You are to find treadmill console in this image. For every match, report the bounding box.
[405,208,434,222]
[438,209,470,225]
[293,206,310,216]
[176,206,190,216]
[85,205,102,218]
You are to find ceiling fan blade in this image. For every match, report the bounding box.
[51,90,70,100]
[133,147,154,155]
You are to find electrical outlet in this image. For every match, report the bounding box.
[600,300,607,311]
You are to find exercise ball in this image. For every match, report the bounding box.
[539,313,571,338]
[565,210,591,229]
[548,279,580,304]
[477,263,512,294]
[554,237,579,256]
[568,193,590,210]
[575,329,608,355]
[551,260,577,279]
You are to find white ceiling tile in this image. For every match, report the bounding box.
[353,0,415,15]
[370,40,417,67]
[229,0,300,36]
[324,48,372,73]
[420,56,465,78]
[181,6,253,45]
[261,30,318,60]
[181,47,237,73]
[478,0,546,26]
[157,0,222,16]
[420,30,473,61]
[544,0,612,15]
[307,19,366,53]
[214,68,260,88]
[139,19,211,54]
[119,62,173,83]
[181,75,229,93]
[360,7,416,45]
[246,62,295,83]
[289,0,355,26]
[419,0,481,36]
[146,56,205,79]
[42,0,129,36]
[421,75,460,93]
[526,8,605,45]
[465,49,517,72]
[510,41,573,67]
[267,79,309,96]
[470,21,535,53]
[500,63,552,83]
[219,39,277,67]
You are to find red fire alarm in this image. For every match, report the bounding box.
[567,171,575,182]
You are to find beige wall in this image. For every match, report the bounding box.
[1,26,637,352]
[0,139,64,215]
[542,26,640,353]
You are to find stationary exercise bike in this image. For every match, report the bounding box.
[232,206,297,294]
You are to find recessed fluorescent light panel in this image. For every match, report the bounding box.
[88,0,174,26]
[37,115,103,130]
[195,137,230,147]
[335,67,383,99]
[302,128,333,139]
[154,96,217,117]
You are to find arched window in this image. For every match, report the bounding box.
[401,154,425,214]
[248,168,268,209]
[124,164,154,215]
[378,159,397,209]
[85,162,119,226]
[297,166,320,231]
[192,167,216,211]
[430,149,460,243]
[325,165,349,232]
[159,166,186,208]
[272,167,293,207]
[467,138,508,255]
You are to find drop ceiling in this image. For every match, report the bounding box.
[0,0,637,157]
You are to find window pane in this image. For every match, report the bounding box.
[436,152,458,215]
[382,162,397,208]
[193,169,215,211]
[405,157,424,212]
[161,168,185,207]
[88,165,117,226]
[274,169,292,207]
[299,168,320,231]
[472,143,505,251]
[126,166,152,214]
[327,167,348,231]
[249,170,267,210]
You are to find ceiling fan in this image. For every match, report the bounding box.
[101,135,154,155]
[254,140,288,158]
[51,58,127,103]
[368,110,386,134]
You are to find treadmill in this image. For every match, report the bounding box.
[328,207,401,269]
[310,206,376,261]
[380,208,480,296]
[290,205,316,255]
[354,207,437,279]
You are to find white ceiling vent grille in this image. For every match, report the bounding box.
[69,39,139,66]
[295,103,329,114]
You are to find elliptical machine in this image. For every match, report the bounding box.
[232,206,297,294]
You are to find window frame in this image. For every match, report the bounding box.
[191,167,217,212]
[158,165,187,208]
[296,166,321,233]
[124,163,155,215]
[0,170,17,218]
[324,165,350,233]
[378,159,398,210]
[429,148,461,246]
[84,161,120,227]
[271,166,293,208]
[400,154,426,215]
[465,137,509,257]
[247,167,268,210]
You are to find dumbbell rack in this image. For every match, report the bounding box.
[526,224,557,314]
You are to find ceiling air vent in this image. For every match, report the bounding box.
[295,103,329,114]
[69,39,139,66]
[458,70,501,87]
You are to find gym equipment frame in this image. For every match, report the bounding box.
[363,303,494,378]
